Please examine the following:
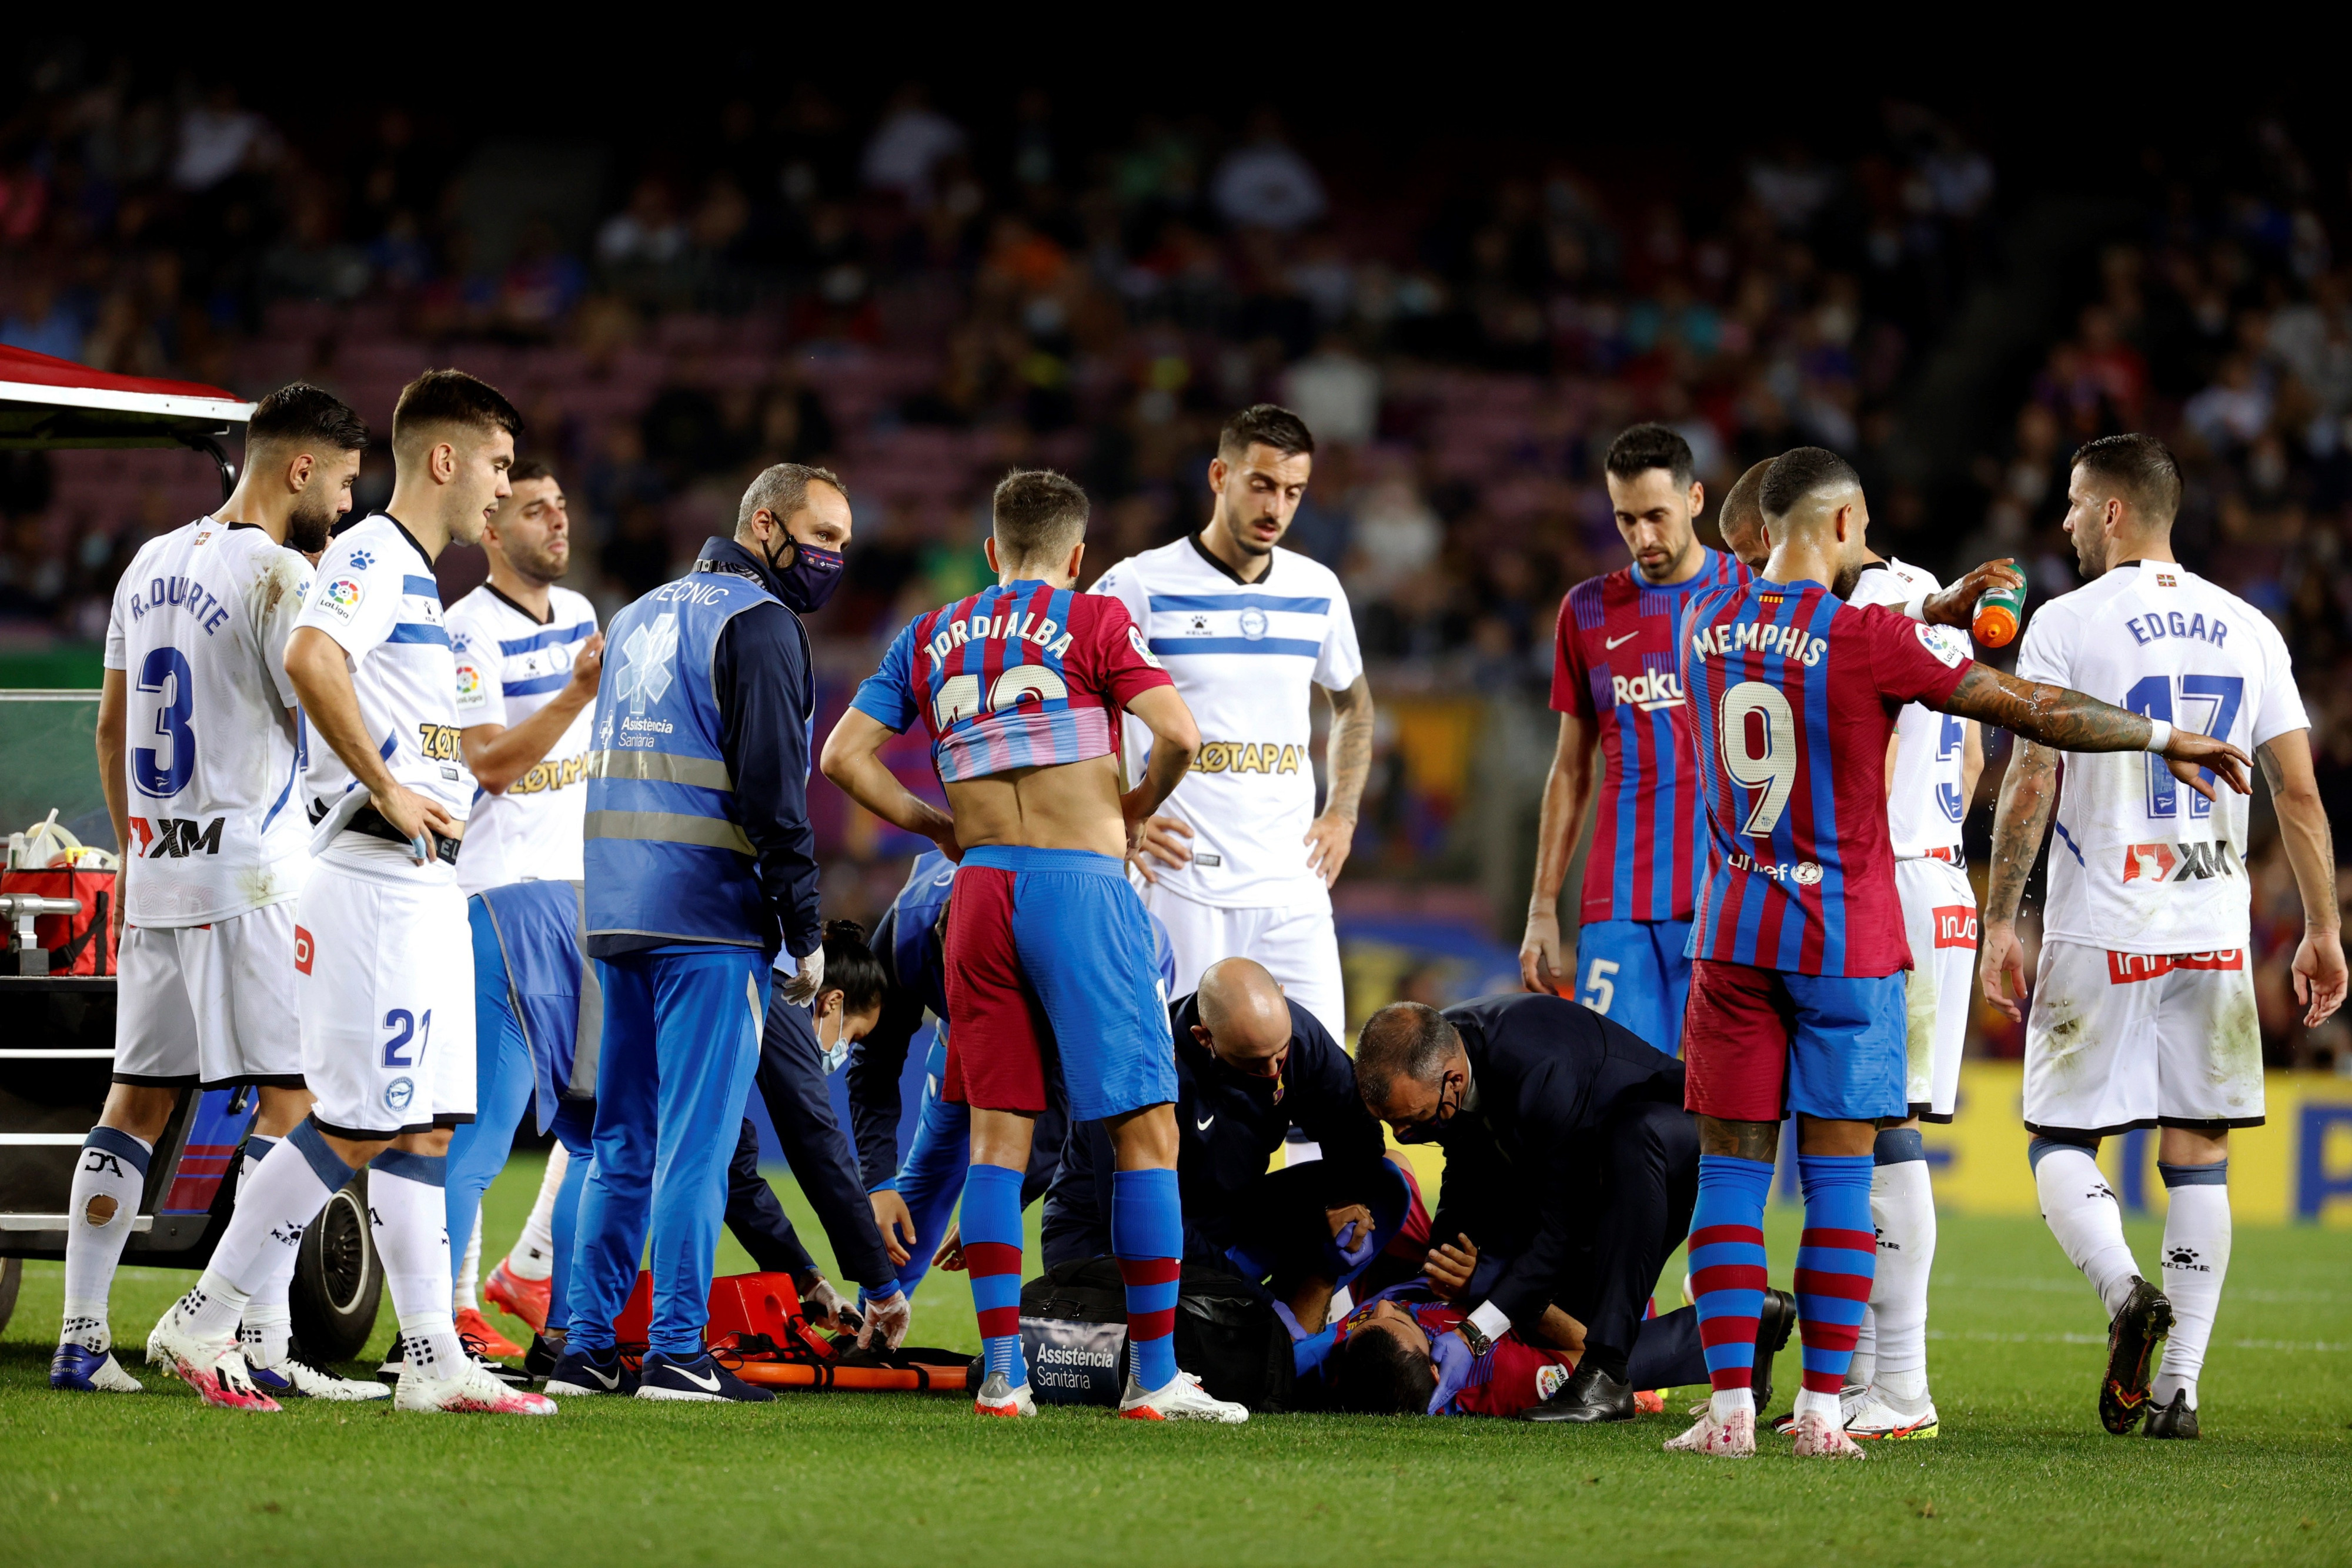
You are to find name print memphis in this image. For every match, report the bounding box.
[1686,618,1830,667]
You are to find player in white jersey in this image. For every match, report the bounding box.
[147,370,553,1416]
[440,459,604,1362]
[1716,470,1990,1440]
[57,385,377,1402]
[1090,404,1373,1044]
[1982,434,2344,1439]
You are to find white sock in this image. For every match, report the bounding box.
[181,1124,346,1339]
[1869,1146,1937,1409]
[1710,1386,1755,1423]
[2153,1161,2231,1411]
[1793,1386,1844,1423]
[1847,1315,1876,1393]
[2032,1141,2141,1317]
[369,1156,467,1376]
[60,1128,153,1352]
[506,1144,569,1282]
[453,1213,482,1312]
[234,1135,294,1367]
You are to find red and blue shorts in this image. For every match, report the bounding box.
[1682,958,1908,1123]
[942,845,1177,1122]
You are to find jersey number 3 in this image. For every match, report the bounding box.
[933,666,1068,730]
[1718,680,1797,836]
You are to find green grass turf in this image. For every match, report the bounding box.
[4,1154,2347,1567]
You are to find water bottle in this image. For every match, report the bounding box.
[1972,578,2027,647]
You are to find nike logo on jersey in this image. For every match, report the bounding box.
[1603,631,1641,649]
[1196,1115,1215,1132]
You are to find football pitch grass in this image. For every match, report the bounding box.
[3,1155,2347,1567]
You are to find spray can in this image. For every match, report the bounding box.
[1972,578,2027,647]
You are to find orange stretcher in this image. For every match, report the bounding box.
[608,1270,976,1393]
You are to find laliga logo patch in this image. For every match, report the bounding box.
[1128,623,1164,668]
[453,661,484,702]
[1536,1364,1569,1402]
[1238,607,1269,640]
[1915,622,1966,668]
[383,1076,415,1113]
[319,577,364,621]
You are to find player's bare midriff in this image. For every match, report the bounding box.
[944,751,1128,858]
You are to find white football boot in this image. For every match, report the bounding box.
[394,1358,557,1415]
[248,1354,393,1402]
[1790,1407,1870,1458]
[1842,1392,1939,1440]
[1665,1403,1756,1456]
[974,1372,1037,1417]
[146,1307,280,1412]
[1118,1370,1248,1423]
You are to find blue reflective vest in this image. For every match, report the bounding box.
[583,563,777,948]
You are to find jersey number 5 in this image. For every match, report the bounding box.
[933,666,1068,730]
[1718,680,1797,836]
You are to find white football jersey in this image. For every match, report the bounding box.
[1848,557,1975,858]
[103,519,314,925]
[296,514,473,885]
[447,583,597,894]
[1091,536,1363,910]
[2014,561,2307,954]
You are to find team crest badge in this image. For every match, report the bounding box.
[1238,607,1269,640]
[383,1077,415,1113]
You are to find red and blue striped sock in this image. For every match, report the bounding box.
[1111,1167,1182,1393]
[961,1162,1027,1388]
[1690,1153,1775,1409]
[1795,1154,1877,1401]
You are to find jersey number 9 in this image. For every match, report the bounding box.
[1718,680,1798,837]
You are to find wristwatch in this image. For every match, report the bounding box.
[1456,1318,1494,1358]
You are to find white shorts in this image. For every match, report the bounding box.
[1895,856,1977,1122]
[114,902,305,1089]
[297,864,476,1139]
[2023,938,2264,1137]
[1140,883,1347,1045]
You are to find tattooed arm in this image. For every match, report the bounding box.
[1940,664,2252,798]
[2257,730,2347,1026]
[1305,673,1375,888]
[1977,735,2062,1022]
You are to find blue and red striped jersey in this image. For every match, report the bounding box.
[853,580,1172,783]
[1680,580,1973,977]
[1550,549,1749,924]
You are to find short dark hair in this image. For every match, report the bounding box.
[1720,459,1772,544]
[819,919,887,1016]
[509,458,557,487]
[992,468,1090,564]
[1354,1002,1456,1106]
[737,462,847,533]
[1759,446,1859,520]
[1334,1323,1437,1415]
[1604,423,1694,489]
[1218,403,1315,462]
[245,382,368,454]
[2072,433,2182,524]
[391,369,523,450]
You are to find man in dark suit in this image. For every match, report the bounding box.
[1355,994,1793,1422]
[1045,959,1403,1328]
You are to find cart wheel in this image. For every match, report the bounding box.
[289,1169,380,1364]
[0,1256,21,1335]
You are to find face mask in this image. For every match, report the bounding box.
[1391,1075,1459,1144]
[817,1005,850,1076]
[766,533,844,613]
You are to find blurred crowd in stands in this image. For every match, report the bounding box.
[0,56,2343,1064]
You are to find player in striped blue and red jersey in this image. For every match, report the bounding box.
[1666,447,2251,1460]
[823,469,1248,1425]
[1523,424,1748,1056]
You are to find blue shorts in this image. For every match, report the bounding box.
[942,845,1177,1123]
[1683,959,1907,1123]
[1575,918,1692,1057]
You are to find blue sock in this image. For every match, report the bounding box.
[960,1162,1027,1388]
[1111,1167,1182,1392]
[1689,1154,1774,1398]
[1795,1154,1876,1398]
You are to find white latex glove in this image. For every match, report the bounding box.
[859,1289,911,1352]
[802,1274,858,1333]
[779,944,824,1007]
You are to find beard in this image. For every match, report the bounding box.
[505,537,568,583]
[284,497,337,555]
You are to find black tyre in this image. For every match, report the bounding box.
[0,1256,21,1335]
[289,1169,381,1363]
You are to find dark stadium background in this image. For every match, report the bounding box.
[1,42,2344,1072]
